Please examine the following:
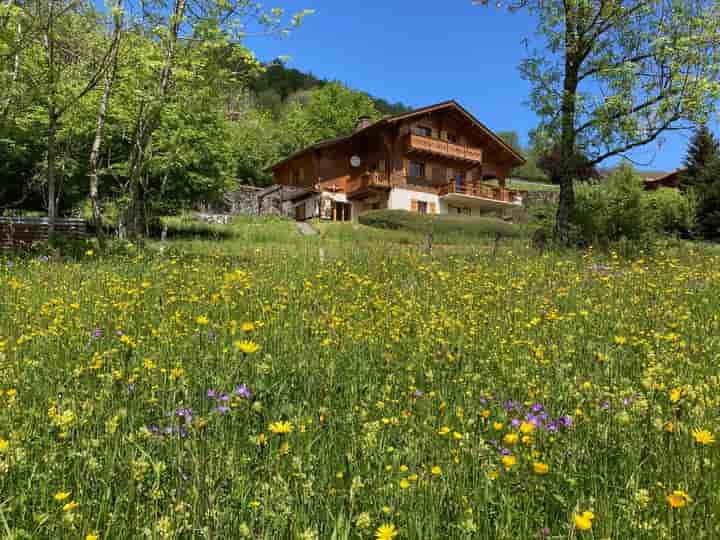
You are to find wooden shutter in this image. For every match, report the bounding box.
[440,131,448,141]
[425,163,432,180]
[378,159,386,172]
[299,168,305,183]
[432,127,439,139]
[411,199,419,212]
[429,202,437,215]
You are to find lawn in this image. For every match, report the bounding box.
[1,222,719,539]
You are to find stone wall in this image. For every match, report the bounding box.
[522,190,560,208]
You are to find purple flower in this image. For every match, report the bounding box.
[215,405,230,415]
[601,400,611,410]
[175,408,193,424]
[414,389,424,397]
[540,527,551,538]
[545,421,558,432]
[559,415,573,427]
[531,403,544,413]
[510,418,521,428]
[217,392,230,402]
[207,389,217,399]
[234,384,252,399]
[500,448,511,456]
[93,327,102,339]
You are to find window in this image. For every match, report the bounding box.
[447,133,458,143]
[454,170,465,191]
[413,125,432,137]
[417,201,428,214]
[409,161,425,179]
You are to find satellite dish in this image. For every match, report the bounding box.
[350,156,361,168]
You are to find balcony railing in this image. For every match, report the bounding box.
[405,133,483,163]
[346,172,394,198]
[439,182,524,205]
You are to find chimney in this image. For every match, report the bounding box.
[355,116,372,132]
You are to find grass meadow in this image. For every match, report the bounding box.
[1,216,719,539]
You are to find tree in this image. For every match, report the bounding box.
[478,0,720,243]
[695,157,720,239]
[278,82,380,155]
[680,125,719,191]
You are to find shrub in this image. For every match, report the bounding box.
[642,187,697,236]
[358,209,523,239]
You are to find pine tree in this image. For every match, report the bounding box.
[681,125,719,191]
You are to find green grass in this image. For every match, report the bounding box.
[1,225,719,539]
[485,179,560,192]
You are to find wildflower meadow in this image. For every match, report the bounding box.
[1,235,719,539]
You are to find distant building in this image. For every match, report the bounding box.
[643,169,684,191]
[267,100,527,221]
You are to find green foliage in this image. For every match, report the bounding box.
[358,209,523,239]
[571,165,697,245]
[681,126,719,191]
[277,82,381,155]
[694,158,720,239]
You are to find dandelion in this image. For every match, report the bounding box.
[86,535,99,540]
[431,465,442,475]
[0,439,9,453]
[573,511,594,531]
[691,429,715,445]
[195,315,209,325]
[501,455,517,470]
[532,462,549,475]
[503,433,519,445]
[234,340,260,354]
[375,523,398,540]
[241,322,255,332]
[269,421,293,434]
[53,491,71,502]
[63,500,79,512]
[399,479,410,489]
[437,426,450,436]
[666,490,692,508]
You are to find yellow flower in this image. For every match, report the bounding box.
[85,249,94,257]
[431,465,442,476]
[573,511,594,530]
[503,432,519,445]
[532,462,549,475]
[269,421,293,434]
[614,335,627,345]
[63,500,79,512]
[519,422,536,434]
[375,523,398,540]
[666,490,692,508]
[670,387,685,403]
[399,479,410,489]
[53,491,71,502]
[501,455,516,470]
[437,426,450,436]
[691,429,715,445]
[241,322,256,332]
[493,422,504,431]
[195,315,209,325]
[86,535,99,540]
[0,439,9,453]
[234,340,260,354]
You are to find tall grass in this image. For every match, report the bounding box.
[0,234,718,539]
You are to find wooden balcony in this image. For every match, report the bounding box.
[405,133,483,164]
[439,181,524,209]
[346,172,394,200]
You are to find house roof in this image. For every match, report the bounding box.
[268,100,526,172]
[643,169,685,186]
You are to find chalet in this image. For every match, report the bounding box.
[268,101,526,221]
[643,169,684,191]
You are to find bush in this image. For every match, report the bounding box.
[358,209,523,239]
[642,187,697,236]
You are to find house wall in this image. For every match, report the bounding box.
[389,188,440,214]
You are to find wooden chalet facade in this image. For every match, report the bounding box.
[269,101,526,221]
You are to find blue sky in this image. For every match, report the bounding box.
[247,0,704,172]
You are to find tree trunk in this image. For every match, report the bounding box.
[126,0,187,238]
[45,2,57,234]
[554,32,580,245]
[88,1,122,247]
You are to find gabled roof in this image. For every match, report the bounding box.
[269,100,526,171]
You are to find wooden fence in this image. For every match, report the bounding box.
[0,217,88,250]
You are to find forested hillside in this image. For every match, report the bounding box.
[0,1,409,227]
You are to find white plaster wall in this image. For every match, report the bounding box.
[388,188,440,213]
